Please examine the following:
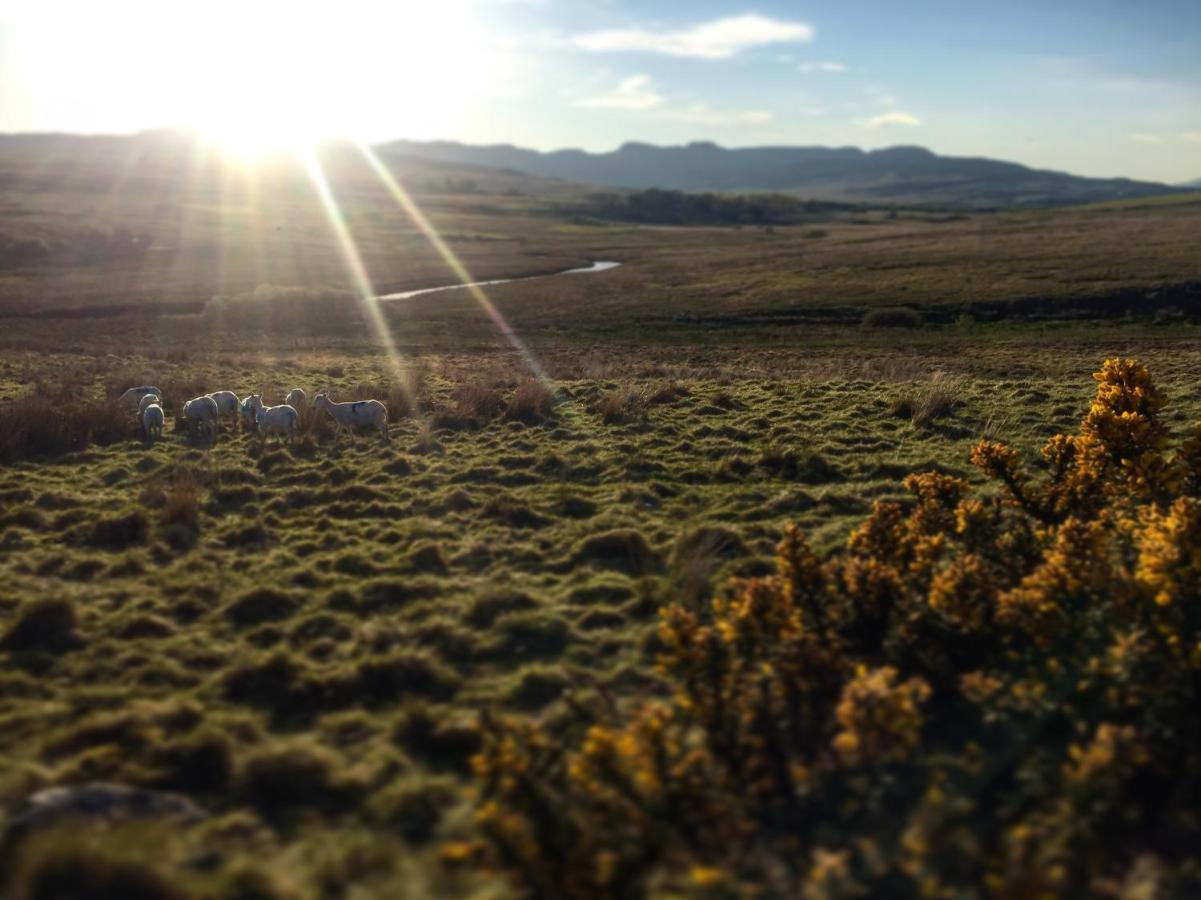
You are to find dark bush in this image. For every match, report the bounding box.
[2,598,81,652]
[9,838,187,900]
[572,529,663,575]
[862,307,923,328]
[224,588,301,626]
[355,652,460,703]
[88,511,148,550]
[393,706,480,774]
[236,740,361,818]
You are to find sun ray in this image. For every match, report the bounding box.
[299,148,417,408]
[356,145,560,392]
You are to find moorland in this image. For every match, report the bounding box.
[2,131,1201,897]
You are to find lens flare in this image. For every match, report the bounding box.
[356,144,558,391]
[300,149,417,408]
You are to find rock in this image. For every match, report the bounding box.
[5,782,205,840]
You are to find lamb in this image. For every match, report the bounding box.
[256,403,299,444]
[118,386,163,409]
[312,393,389,443]
[239,395,264,430]
[285,388,307,409]
[182,395,219,442]
[206,391,241,431]
[141,403,165,442]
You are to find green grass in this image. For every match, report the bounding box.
[3,142,1201,894]
[5,332,1201,893]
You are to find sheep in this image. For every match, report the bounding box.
[285,388,307,409]
[182,395,219,443]
[118,386,163,409]
[206,390,241,431]
[312,393,389,443]
[239,394,264,431]
[256,403,299,444]
[138,393,161,415]
[141,403,165,442]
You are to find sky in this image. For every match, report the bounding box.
[1,0,1199,183]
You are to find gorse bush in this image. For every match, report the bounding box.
[468,359,1201,897]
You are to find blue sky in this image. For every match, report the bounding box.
[2,1,1199,182]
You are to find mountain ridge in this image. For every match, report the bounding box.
[375,138,1183,209]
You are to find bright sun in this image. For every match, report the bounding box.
[162,0,497,157]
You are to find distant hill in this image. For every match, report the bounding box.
[1178,178,1201,189]
[376,139,1183,209]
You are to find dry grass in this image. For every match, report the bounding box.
[597,385,647,425]
[505,379,556,425]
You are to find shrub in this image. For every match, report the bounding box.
[450,383,504,424]
[572,529,663,576]
[0,393,132,463]
[597,385,646,425]
[468,359,1201,897]
[505,379,556,425]
[393,705,480,774]
[88,510,149,549]
[224,588,301,626]
[862,307,922,328]
[8,829,188,900]
[203,285,362,334]
[236,740,362,817]
[355,652,460,703]
[1,598,81,652]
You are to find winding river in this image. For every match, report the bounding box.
[377,260,620,302]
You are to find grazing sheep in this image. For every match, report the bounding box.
[141,403,165,442]
[138,393,161,416]
[239,394,264,430]
[206,390,241,431]
[285,388,307,409]
[256,403,299,444]
[119,386,163,409]
[313,393,389,443]
[182,395,220,442]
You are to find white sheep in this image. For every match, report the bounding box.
[206,390,241,431]
[138,393,161,416]
[119,386,163,409]
[141,403,165,442]
[256,403,299,444]
[313,393,389,443]
[285,388,307,409]
[239,394,264,430]
[182,395,219,442]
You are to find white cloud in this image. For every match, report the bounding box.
[574,75,773,126]
[798,61,847,73]
[573,14,813,60]
[576,74,663,110]
[1183,131,1201,144]
[663,103,774,126]
[863,111,922,129]
[1128,133,1163,145]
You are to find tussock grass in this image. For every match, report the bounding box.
[0,392,132,463]
[504,379,556,425]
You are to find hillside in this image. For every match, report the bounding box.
[0,131,593,314]
[377,139,1183,208]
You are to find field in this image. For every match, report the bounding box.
[3,139,1201,897]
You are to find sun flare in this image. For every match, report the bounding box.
[79,0,503,157]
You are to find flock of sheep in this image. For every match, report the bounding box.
[117,386,390,445]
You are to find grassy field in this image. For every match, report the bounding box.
[3,142,1201,896]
